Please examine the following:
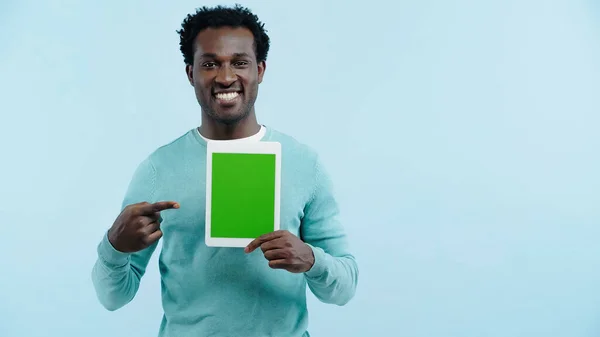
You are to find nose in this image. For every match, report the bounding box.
[215,64,237,87]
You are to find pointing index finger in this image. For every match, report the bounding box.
[139,201,180,214]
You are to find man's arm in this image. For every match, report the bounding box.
[91,157,159,311]
[301,155,359,306]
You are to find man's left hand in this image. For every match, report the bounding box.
[245,230,315,273]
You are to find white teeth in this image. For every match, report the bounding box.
[215,92,240,101]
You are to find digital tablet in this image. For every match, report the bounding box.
[205,141,281,247]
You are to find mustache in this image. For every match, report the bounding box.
[212,86,243,94]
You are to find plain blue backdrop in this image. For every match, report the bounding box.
[1,0,599,336]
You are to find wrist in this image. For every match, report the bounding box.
[303,244,327,277]
[107,228,125,253]
[300,246,315,273]
[98,230,130,266]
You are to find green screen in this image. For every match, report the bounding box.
[210,152,276,238]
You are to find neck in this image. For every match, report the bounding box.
[199,111,260,140]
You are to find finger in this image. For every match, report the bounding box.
[259,237,289,253]
[138,201,180,215]
[268,259,291,269]
[141,229,163,246]
[263,248,290,261]
[132,214,154,228]
[245,230,287,253]
[144,211,162,222]
[139,221,160,237]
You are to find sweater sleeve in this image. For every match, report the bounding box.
[301,155,359,306]
[91,157,159,311]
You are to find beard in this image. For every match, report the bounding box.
[204,101,252,125]
[197,86,258,125]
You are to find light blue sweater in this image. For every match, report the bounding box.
[91,127,358,337]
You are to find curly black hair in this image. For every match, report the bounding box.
[177,4,270,66]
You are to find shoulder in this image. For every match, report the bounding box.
[266,127,333,198]
[145,129,197,166]
[266,127,320,166]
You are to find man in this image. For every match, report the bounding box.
[91,4,358,337]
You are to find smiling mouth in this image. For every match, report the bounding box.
[214,92,241,102]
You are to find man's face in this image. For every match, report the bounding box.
[186,27,265,125]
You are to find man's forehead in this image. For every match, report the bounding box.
[194,27,255,56]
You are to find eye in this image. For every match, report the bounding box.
[202,62,217,68]
[233,61,249,67]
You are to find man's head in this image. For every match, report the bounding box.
[177,5,270,125]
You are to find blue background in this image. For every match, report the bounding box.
[1,0,599,336]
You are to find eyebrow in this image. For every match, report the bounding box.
[200,52,252,59]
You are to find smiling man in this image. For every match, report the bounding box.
[91,4,358,337]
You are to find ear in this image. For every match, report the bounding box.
[257,61,266,84]
[185,64,194,86]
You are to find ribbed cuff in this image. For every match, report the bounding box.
[304,244,329,278]
[97,231,130,266]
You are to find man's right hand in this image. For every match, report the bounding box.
[107,201,180,253]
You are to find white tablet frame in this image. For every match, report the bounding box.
[205,141,281,248]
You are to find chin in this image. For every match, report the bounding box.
[214,110,248,125]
